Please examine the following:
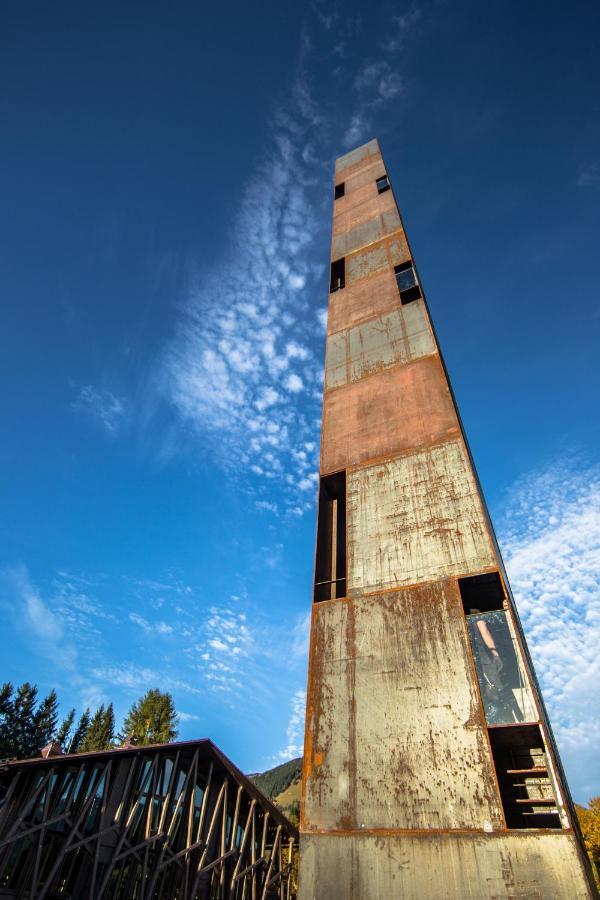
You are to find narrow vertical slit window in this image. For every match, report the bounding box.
[376,175,390,194]
[334,182,345,200]
[314,472,346,602]
[330,257,345,293]
[394,260,422,304]
[488,725,562,829]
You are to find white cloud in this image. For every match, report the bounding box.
[577,164,600,188]
[284,373,304,393]
[499,457,600,801]
[159,9,416,515]
[316,307,328,330]
[288,273,306,290]
[178,711,200,722]
[255,499,278,514]
[343,113,370,149]
[129,612,173,635]
[383,7,422,52]
[275,689,307,762]
[90,664,201,695]
[72,384,126,434]
[209,638,229,652]
[1,565,77,669]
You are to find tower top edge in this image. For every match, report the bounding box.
[335,137,381,173]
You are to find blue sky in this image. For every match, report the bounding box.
[1,2,599,801]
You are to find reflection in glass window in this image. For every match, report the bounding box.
[396,266,417,293]
[466,611,537,725]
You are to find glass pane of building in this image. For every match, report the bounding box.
[396,266,417,293]
[466,611,538,725]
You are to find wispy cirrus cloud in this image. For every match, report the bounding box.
[499,456,600,801]
[163,101,325,516]
[129,612,173,635]
[275,689,307,762]
[342,8,420,147]
[90,664,201,696]
[577,163,600,188]
[1,565,77,669]
[161,10,418,516]
[72,384,126,434]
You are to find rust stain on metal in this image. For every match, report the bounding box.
[332,208,401,259]
[303,582,503,833]
[327,268,402,335]
[299,832,594,900]
[332,187,396,238]
[321,354,460,474]
[324,299,436,391]
[300,136,595,899]
[345,233,410,286]
[346,439,497,593]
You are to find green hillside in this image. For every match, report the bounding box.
[249,757,303,822]
[249,757,302,800]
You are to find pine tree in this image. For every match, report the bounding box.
[0,682,14,757]
[79,704,115,752]
[56,709,76,751]
[69,708,91,753]
[12,683,38,757]
[32,689,59,754]
[118,689,178,745]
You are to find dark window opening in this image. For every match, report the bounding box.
[460,571,505,615]
[466,610,537,725]
[394,261,422,304]
[334,182,345,200]
[330,257,345,293]
[314,471,346,602]
[376,175,390,194]
[489,725,562,829]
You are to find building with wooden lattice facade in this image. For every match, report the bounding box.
[0,738,297,899]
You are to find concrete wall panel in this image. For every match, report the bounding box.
[332,208,401,259]
[335,139,380,175]
[340,159,386,194]
[324,332,347,391]
[321,355,459,474]
[299,832,593,900]
[347,440,497,592]
[333,190,396,239]
[324,300,436,391]
[346,234,410,287]
[346,244,388,283]
[303,583,503,832]
[327,269,401,335]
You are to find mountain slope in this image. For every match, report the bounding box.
[249,757,302,820]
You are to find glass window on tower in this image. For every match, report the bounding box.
[466,610,538,726]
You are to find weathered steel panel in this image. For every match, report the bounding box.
[321,355,460,474]
[338,159,386,195]
[389,234,410,266]
[346,243,388,282]
[348,303,435,380]
[347,439,497,592]
[324,300,436,391]
[328,269,401,335]
[303,582,503,832]
[333,186,395,237]
[324,331,347,391]
[346,234,410,286]
[335,139,380,174]
[299,832,594,900]
[332,209,401,259]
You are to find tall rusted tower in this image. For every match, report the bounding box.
[299,139,595,898]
